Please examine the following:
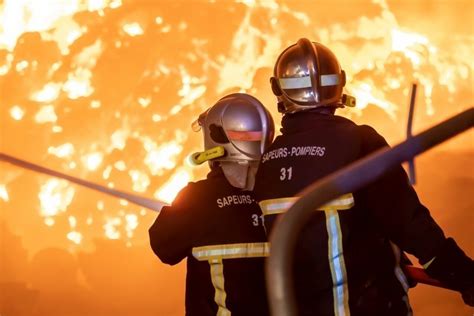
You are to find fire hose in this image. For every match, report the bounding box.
[266,107,473,316]
[0,153,167,212]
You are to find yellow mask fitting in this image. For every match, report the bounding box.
[188,146,225,166]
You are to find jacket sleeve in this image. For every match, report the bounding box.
[148,184,197,265]
[359,126,474,293]
[357,125,447,264]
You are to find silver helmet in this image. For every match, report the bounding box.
[190,93,275,189]
[270,38,355,114]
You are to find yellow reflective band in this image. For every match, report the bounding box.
[195,243,270,316]
[326,209,350,316]
[259,198,297,216]
[210,259,231,316]
[320,193,354,210]
[192,242,270,261]
[259,193,354,215]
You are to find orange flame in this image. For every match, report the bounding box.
[1,0,472,248]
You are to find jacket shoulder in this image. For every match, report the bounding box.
[168,180,203,206]
[171,176,230,206]
[356,124,389,153]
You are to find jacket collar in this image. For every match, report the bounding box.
[281,110,349,135]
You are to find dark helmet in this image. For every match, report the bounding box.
[270,38,354,113]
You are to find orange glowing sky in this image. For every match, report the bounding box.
[0,0,472,248]
[0,1,472,314]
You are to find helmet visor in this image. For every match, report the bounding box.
[221,100,267,160]
[227,130,263,160]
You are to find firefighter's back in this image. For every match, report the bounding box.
[255,112,411,316]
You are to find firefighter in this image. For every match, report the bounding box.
[149,93,275,316]
[254,38,474,315]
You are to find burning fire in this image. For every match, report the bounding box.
[9,105,25,120]
[82,152,104,171]
[38,178,75,218]
[0,184,9,202]
[0,0,472,248]
[154,168,192,204]
[48,143,75,159]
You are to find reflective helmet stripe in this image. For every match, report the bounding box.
[279,76,312,89]
[320,74,341,86]
[279,74,341,90]
[226,130,263,141]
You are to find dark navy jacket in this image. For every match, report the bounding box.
[254,111,448,316]
[149,168,269,316]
